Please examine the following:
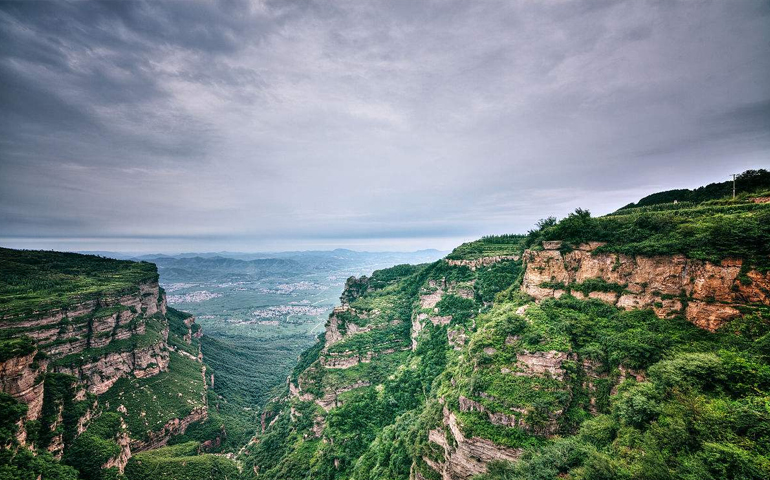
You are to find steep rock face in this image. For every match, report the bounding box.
[248,243,531,479]
[102,420,132,474]
[0,280,166,357]
[130,406,208,452]
[0,271,203,464]
[324,306,356,348]
[340,275,371,305]
[1,280,169,399]
[54,341,170,395]
[320,298,406,369]
[412,279,474,351]
[445,255,520,270]
[320,346,407,369]
[0,351,46,420]
[424,406,523,479]
[521,242,769,331]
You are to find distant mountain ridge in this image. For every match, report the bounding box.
[79,249,450,283]
[80,248,449,262]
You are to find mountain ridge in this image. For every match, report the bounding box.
[241,173,770,480]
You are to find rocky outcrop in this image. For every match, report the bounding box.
[288,378,314,402]
[445,255,520,270]
[54,341,170,395]
[458,395,535,432]
[0,280,166,358]
[419,279,474,310]
[512,350,570,381]
[130,406,208,452]
[323,306,379,348]
[314,380,371,412]
[521,242,770,331]
[447,327,469,351]
[426,406,523,479]
[102,419,132,474]
[0,351,46,420]
[339,275,372,306]
[0,272,200,468]
[320,346,408,369]
[1,278,171,402]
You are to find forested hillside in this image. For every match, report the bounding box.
[242,173,770,480]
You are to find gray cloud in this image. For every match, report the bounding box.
[1,0,769,252]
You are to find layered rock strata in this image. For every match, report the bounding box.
[522,241,770,331]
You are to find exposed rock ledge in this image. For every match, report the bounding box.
[102,418,132,474]
[130,406,208,452]
[521,242,770,331]
[320,346,409,369]
[426,406,523,479]
[445,255,520,271]
[323,305,381,348]
[0,351,46,420]
[54,341,170,395]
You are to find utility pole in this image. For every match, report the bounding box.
[732,173,737,199]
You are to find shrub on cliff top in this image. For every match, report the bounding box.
[526,204,770,269]
[0,335,35,362]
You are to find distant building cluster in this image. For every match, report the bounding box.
[163,283,199,292]
[167,290,223,304]
[251,305,328,319]
[257,282,328,294]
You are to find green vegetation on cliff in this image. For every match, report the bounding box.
[101,352,206,442]
[0,248,158,318]
[446,235,527,260]
[0,392,79,480]
[243,173,770,480]
[3,172,770,480]
[239,238,529,479]
[0,248,239,480]
[619,169,770,210]
[125,442,239,480]
[526,202,770,269]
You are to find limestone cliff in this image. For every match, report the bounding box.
[0,278,171,414]
[0,351,47,422]
[0,249,208,476]
[244,202,770,480]
[421,406,523,480]
[246,239,529,479]
[521,241,770,331]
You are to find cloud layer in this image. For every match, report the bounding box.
[1,0,769,252]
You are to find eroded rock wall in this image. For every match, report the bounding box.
[521,242,770,331]
[0,352,47,420]
[425,406,523,479]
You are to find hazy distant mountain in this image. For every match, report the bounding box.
[79,249,449,282]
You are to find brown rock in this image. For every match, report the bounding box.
[521,246,769,331]
[0,352,46,420]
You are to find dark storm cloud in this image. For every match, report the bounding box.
[1,0,769,252]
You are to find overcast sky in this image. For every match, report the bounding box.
[1,0,768,253]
